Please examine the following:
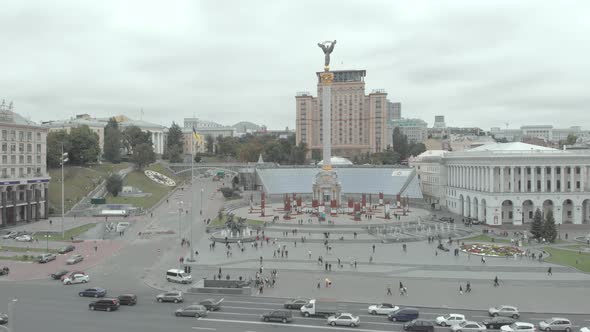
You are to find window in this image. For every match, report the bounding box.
[27,132,32,141]
[18,131,24,141]
[1,168,6,177]
[1,155,6,164]
[19,143,24,152]
[10,130,15,140]
[1,143,6,152]
[27,144,32,153]
[37,132,41,141]
[1,130,6,140]
[10,144,15,152]
[576,181,580,189]
[19,155,24,164]
[10,155,15,164]
[36,155,41,164]
[36,144,41,153]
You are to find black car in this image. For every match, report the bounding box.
[261,310,293,323]
[58,245,76,254]
[117,294,137,305]
[199,298,224,311]
[403,319,435,332]
[283,297,310,309]
[79,287,107,298]
[0,267,9,276]
[0,312,7,324]
[89,298,120,312]
[51,270,69,280]
[482,317,516,329]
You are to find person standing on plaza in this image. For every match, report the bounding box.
[372,244,376,253]
[493,276,499,287]
[387,286,392,295]
[547,267,552,276]
[459,284,463,295]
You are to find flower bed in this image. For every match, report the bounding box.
[461,243,524,257]
[144,170,176,187]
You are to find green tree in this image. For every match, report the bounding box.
[378,149,401,164]
[106,174,123,197]
[205,135,215,153]
[311,149,322,161]
[165,122,184,162]
[409,143,427,157]
[68,125,100,165]
[46,130,71,168]
[122,126,152,154]
[220,187,234,198]
[238,142,264,162]
[542,210,558,242]
[530,208,544,239]
[131,143,156,170]
[289,143,308,165]
[103,117,122,163]
[217,136,239,157]
[566,134,578,145]
[392,127,409,160]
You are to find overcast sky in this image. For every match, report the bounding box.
[1,0,589,130]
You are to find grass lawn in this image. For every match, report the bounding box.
[32,223,96,241]
[0,246,58,253]
[0,255,39,261]
[106,163,180,210]
[462,234,512,244]
[207,216,265,228]
[543,247,590,272]
[48,162,129,213]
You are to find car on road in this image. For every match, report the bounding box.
[57,245,75,254]
[581,328,590,332]
[368,303,399,315]
[327,313,360,327]
[38,253,57,263]
[436,314,467,327]
[63,273,89,285]
[79,287,107,298]
[175,305,208,318]
[66,254,84,265]
[156,291,183,303]
[0,267,10,276]
[199,298,224,311]
[501,322,535,332]
[388,308,420,322]
[51,270,69,280]
[451,321,487,332]
[117,294,137,305]
[0,312,7,324]
[403,319,435,332]
[439,217,453,222]
[89,298,120,312]
[15,234,33,242]
[166,268,192,284]
[538,318,572,332]
[482,317,516,329]
[261,310,293,323]
[2,231,18,239]
[283,297,310,309]
[489,305,520,319]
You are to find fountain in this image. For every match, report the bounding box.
[210,214,258,243]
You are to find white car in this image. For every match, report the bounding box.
[501,322,535,332]
[436,314,467,327]
[451,321,487,332]
[327,313,360,327]
[2,231,18,239]
[15,234,33,242]
[368,303,399,315]
[63,273,89,285]
[580,328,590,332]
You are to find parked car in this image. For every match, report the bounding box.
[63,273,89,285]
[501,323,535,332]
[117,294,137,305]
[439,217,452,222]
[57,245,75,254]
[66,254,84,265]
[199,298,224,311]
[62,271,85,280]
[51,270,69,280]
[539,318,572,332]
[79,287,107,298]
[166,269,192,284]
[261,310,293,323]
[0,312,7,324]
[388,308,420,322]
[482,317,516,329]
[156,291,183,303]
[368,303,399,315]
[38,253,57,263]
[175,305,208,318]
[580,328,590,332]
[404,319,435,332]
[15,234,33,242]
[451,321,487,332]
[327,313,360,327]
[284,297,310,309]
[89,298,120,312]
[0,267,10,276]
[436,314,467,327]
[2,231,18,239]
[489,306,520,319]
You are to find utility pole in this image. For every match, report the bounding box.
[60,144,68,239]
[7,298,17,332]
[177,201,183,243]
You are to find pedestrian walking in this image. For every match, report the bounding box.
[481,256,486,264]
[459,285,463,295]
[387,287,392,296]
[372,244,376,253]
[308,250,312,259]
[466,281,471,293]
[493,276,499,287]
[547,267,552,276]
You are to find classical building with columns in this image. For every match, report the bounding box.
[443,142,590,225]
[0,102,50,226]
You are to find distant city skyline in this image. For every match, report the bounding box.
[1,1,590,130]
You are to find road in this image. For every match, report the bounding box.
[1,281,589,332]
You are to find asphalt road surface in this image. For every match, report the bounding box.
[1,281,589,332]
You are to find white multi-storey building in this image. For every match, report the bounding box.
[443,142,590,225]
[410,150,449,209]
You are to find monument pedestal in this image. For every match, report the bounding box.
[313,169,342,212]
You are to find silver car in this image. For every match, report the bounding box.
[488,305,520,319]
[451,321,487,332]
[156,291,183,303]
[66,254,84,265]
[327,313,360,327]
[175,305,208,318]
[539,318,572,332]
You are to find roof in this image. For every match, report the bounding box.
[466,142,556,152]
[256,167,423,197]
[1,110,44,128]
[317,156,353,166]
[412,150,448,161]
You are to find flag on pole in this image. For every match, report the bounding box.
[192,127,203,144]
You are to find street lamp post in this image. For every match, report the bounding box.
[200,188,204,216]
[60,144,68,239]
[177,200,183,243]
[7,298,17,332]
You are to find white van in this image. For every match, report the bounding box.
[116,222,130,233]
[166,269,192,284]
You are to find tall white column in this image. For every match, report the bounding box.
[321,82,332,168]
[551,166,556,193]
[510,166,515,192]
[581,166,586,192]
[500,167,505,192]
[489,166,494,192]
[520,166,525,192]
[484,167,488,191]
[466,166,470,190]
[541,166,546,192]
[570,166,575,192]
[561,166,565,192]
[479,167,483,191]
[531,166,536,192]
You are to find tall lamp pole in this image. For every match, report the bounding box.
[7,298,17,332]
[177,200,183,243]
[60,144,68,239]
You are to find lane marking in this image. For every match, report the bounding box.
[196,318,396,332]
[208,312,394,327]
[191,328,216,331]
